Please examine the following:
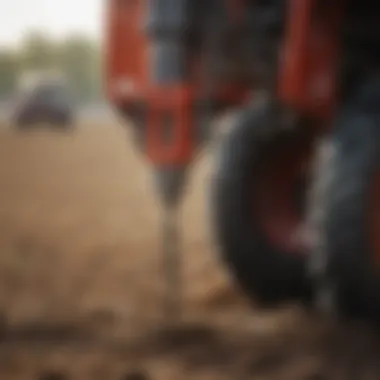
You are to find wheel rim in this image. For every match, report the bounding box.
[253,136,311,254]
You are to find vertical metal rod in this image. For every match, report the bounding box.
[161,206,182,322]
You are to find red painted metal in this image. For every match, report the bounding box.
[146,85,194,165]
[226,0,245,23]
[104,0,251,109]
[104,0,148,104]
[278,0,343,120]
[104,0,345,169]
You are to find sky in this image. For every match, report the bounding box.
[1,0,103,48]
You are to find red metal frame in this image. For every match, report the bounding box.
[226,0,245,23]
[104,0,148,104]
[104,0,251,105]
[278,0,343,120]
[104,0,252,164]
[104,0,344,165]
[146,85,194,164]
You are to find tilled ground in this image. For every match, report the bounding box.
[0,122,379,380]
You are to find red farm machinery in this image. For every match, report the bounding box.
[104,0,380,323]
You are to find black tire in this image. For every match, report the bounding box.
[210,104,313,306]
[310,78,380,322]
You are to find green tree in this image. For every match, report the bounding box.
[0,31,103,103]
[57,34,101,103]
[0,50,19,100]
[19,31,57,71]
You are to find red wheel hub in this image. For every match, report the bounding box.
[253,138,312,254]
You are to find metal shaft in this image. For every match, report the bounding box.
[161,205,182,322]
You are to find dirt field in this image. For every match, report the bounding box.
[0,121,379,380]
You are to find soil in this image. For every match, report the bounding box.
[0,122,379,380]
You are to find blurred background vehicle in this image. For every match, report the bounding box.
[10,71,75,129]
